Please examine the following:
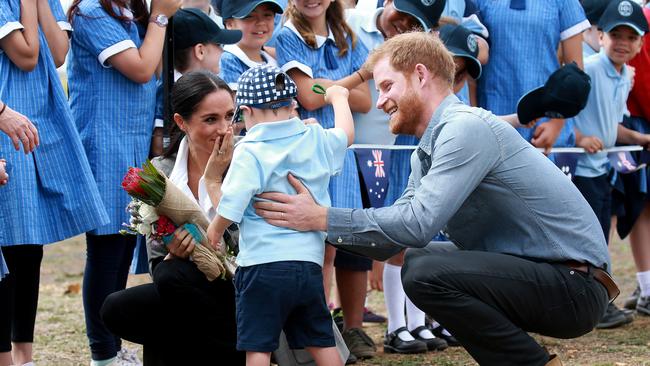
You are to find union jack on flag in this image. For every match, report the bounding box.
[355,149,392,208]
[372,149,385,178]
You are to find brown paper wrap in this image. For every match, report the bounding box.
[156,175,234,281]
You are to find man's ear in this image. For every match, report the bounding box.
[414,63,430,87]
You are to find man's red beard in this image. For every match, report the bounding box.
[388,86,425,135]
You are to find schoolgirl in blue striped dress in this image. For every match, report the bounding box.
[67,0,180,364]
[0,0,108,364]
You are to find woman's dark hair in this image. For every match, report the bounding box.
[163,71,233,158]
[68,0,150,29]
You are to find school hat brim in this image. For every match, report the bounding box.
[446,46,482,79]
[393,0,445,32]
[226,0,284,19]
[516,87,548,126]
[209,28,244,46]
[601,21,646,35]
[233,99,294,123]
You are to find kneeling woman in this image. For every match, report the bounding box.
[101,71,244,365]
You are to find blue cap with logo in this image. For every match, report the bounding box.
[233,65,298,123]
[221,0,284,20]
[439,24,482,79]
[598,0,648,35]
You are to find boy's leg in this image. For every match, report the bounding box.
[246,351,271,366]
[305,346,343,366]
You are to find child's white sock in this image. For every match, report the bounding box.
[384,263,412,341]
[90,357,116,366]
[637,270,650,297]
[406,297,434,339]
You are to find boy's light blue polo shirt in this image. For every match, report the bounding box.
[574,50,631,177]
[218,118,348,267]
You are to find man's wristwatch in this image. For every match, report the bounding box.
[149,14,169,28]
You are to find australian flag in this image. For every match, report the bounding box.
[553,153,579,180]
[354,149,392,208]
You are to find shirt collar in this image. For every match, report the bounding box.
[598,48,628,79]
[361,7,383,35]
[284,20,336,48]
[239,117,307,143]
[418,94,462,156]
[223,44,278,69]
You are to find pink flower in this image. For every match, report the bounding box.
[122,167,146,196]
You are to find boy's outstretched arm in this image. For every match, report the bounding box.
[324,85,354,146]
[207,215,234,253]
[617,124,650,149]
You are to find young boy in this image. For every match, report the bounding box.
[219,0,284,90]
[573,0,650,329]
[207,65,352,366]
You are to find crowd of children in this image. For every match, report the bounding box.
[2,0,650,365]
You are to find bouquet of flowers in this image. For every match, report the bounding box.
[121,161,234,281]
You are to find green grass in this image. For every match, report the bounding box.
[29,234,650,365]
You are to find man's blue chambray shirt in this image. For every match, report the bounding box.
[327,95,611,272]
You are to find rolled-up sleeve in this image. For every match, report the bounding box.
[327,113,500,249]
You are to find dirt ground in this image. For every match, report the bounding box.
[30,234,650,365]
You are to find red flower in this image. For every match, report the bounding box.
[156,216,176,236]
[122,167,146,196]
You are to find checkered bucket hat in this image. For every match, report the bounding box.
[233,64,298,123]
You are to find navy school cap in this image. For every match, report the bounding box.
[438,24,482,79]
[393,0,447,32]
[173,8,242,51]
[221,0,284,20]
[517,63,591,125]
[581,0,613,26]
[234,65,298,123]
[598,0,649,35]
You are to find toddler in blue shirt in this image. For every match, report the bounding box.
[207,64,352,366]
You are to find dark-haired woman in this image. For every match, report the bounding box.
[66,0,181,364]
[0,0,109,365]
[101,71,244,365]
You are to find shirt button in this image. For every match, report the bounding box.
[570,270,575,275]
[371,242,376,247]
[337,237,343,243]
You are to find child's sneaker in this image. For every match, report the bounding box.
[637,296,650,316]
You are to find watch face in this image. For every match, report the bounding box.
[156,14,168,26]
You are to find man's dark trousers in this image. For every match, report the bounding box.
[402,246,608,366]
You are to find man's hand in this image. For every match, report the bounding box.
[0,104,39,153]
[0,159,8,186]
[254,174,328,231]
[531,119,564,154]
[576,134,604,154]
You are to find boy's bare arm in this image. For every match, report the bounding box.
[207,215,234,252]
[324,85,354,146]
[617,124,650,149]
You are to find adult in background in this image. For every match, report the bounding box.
[67,0,181,364]
[254,32,615,366]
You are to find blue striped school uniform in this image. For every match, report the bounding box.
[219,44,278,90]
[0,0,109,246]
[68,0,157,235]
[385,135,419,205]
[275,22,368,209]
[475,0,589,146]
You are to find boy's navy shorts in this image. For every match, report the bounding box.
[234,261,335,352]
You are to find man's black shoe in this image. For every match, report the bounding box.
[429,324,461,347]
[596,303,633,329]
[383,327,427,354]
[410,325,448,351]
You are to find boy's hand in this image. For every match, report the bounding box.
[207,218,224,252]
[576,135,604,154]
[531,119,563,154]
[324,85,349,105]
[0,159,8,186]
